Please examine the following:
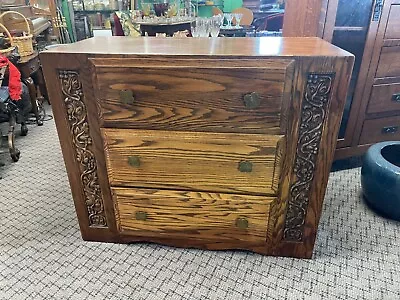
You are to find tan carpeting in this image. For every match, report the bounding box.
[0,113,399,300]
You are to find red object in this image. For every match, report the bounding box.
[0,55,21,101]
[113,14,124,36]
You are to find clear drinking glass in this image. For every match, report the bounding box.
[224,13,233,28]
[191,18,199,37]
[210,15,223,37]
[234,13,242,28]
[197,18,209,37]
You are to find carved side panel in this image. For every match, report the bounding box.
[59,70,107,227]
[283,73,335,241]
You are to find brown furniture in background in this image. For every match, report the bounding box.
[330,0,400,158]
[17,52,48,126]
[41,37,353,258]
[284,0,400,159]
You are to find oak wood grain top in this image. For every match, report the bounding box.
[43,37,353,58]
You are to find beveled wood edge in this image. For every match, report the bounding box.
[89,57,295,70]
[82,61,120,236]
[265,58,301,254]
[280,60,296,133]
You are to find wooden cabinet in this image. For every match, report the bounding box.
[284,0,400,159]
[41,37,353,258]
[315,0,400,158]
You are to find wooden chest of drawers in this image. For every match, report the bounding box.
[41,37,353,258]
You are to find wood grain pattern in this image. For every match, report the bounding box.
[95,65,286,134]
[384,4,400,39]
[44,37,352,57]
[367,83,400,114]
[59,71,107,227]
[103,128,284,195]
[359,115,400,144]
[284,72,335,241]
[376,46,400,78]
[113,187,273,243]
[40,53,121,242]
[40,37,354,258]
[283,0,325,37]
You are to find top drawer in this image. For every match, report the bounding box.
[384,5,400,40]
[93,59,293,135]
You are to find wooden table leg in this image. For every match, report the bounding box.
[32,67,50,105]
[23,77,43,126]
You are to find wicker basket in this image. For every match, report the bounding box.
[0,11,33,57]
[0,23,16,56]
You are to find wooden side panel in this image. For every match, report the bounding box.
[113,187,273,243]
[40,52,120,242]
[267,55,354,258]
[103,128,284,196]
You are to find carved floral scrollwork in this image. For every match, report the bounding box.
[284,73,335,241]
[59,70,107,227]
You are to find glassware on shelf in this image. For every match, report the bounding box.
[154,2,169,17]
[190,18,200,37]
[210,15,223,37]
[233,13,242,28]
[166,2,178,17]
[191,17,209,37]
[142,2,151,16]
[224,13,233,28]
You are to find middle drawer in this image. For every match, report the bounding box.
[102,129,284,196]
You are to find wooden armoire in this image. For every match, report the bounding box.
[284,0,400,159]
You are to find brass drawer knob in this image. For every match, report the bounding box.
[392,93,400,103]
[128,155,141,167]
[238,160,253,172]
[236,217,248,229]
[243,92,261,109]
[135,211,147,221]
[120,89,135,105]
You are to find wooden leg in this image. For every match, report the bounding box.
[32,68,50,105]
[23,77,43,126]
[8,112,20,162]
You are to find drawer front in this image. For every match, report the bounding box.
[385,5,400,40]
[367,83,400,114]
[376,47,400,78]
[113,187,273,243]
[94,60,292,134]
[360,116,400,144]
[103,128,284,195]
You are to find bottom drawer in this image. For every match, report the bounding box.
[113,187,273,243]
[360,116,400,144]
